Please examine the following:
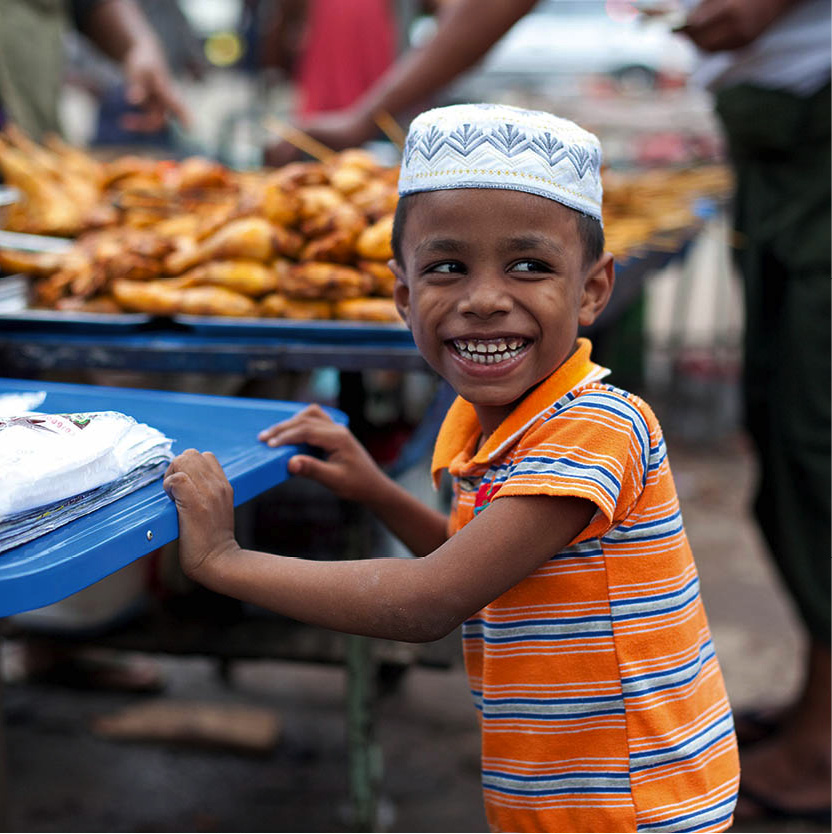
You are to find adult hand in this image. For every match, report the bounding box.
[678,0,800,51]
[121,42,190,132]
[264,109,377,166]
[258,404,387,503]
[163,449,239,581]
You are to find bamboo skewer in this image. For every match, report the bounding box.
[262,117,336,163]
[374,110,406,151]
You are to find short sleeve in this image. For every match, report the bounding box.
[492,387,651,540]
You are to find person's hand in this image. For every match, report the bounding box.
[264,109,377,167]
[163,449,239,581]
[678,0,797,51]
[121,42,190,132]
[258,404,387,503]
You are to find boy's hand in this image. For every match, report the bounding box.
[258,404,385,504]
[163,450,239,581]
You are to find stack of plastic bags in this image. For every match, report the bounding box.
[0,393,173,552]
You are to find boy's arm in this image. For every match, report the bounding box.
[258,404,449,557]
[164,449,594,643]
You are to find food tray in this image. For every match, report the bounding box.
[172,313,414,344]
[0,377,346,616]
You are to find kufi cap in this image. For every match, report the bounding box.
[398,103,603,222]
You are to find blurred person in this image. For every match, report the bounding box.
[260,0,397,119]
[0,0,188,141]
[77,0,206,148]
[263,0,830,822]
[679,0,831,823]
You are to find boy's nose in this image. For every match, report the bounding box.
[458,274,513,318]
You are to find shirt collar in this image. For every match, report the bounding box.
[431,338,609,486]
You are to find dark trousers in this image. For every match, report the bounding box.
[715,82,831,643]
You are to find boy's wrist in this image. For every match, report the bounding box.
[184,538,241,586]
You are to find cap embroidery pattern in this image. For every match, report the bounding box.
[399,103,603,221]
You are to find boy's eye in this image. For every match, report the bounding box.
[510,259,551,276]
[425,261,465,275]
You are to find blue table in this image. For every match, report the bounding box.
[0,377,345,617]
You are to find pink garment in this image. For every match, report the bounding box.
[296,0,396,117]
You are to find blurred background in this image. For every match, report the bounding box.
[1,0,827,831]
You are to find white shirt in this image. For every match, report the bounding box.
[685,0,831,95]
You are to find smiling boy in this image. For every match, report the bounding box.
[164,104,739,832]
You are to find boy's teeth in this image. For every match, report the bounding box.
[453,338,526,365]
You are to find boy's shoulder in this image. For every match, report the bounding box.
[540,379,660,433]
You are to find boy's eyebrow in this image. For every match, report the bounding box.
[413,235,566,257]
[413,237,468,256]
[499,235,566,257]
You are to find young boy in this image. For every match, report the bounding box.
[164,103,739,832]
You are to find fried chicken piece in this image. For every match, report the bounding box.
[112,279,184,316]
[357,260,397,297]
[164,217,286,274]
[0,139,85,235]
[177,259,281,297]
[32,270,76,307]
[102,155,163,188]
[257,174,302,227]
[333,297,403,323]
[299,230,357,264]
[177,285,259,317]
[0,248,65,277]
[259,293,332,320]
[269,161,328,190]
[296,185,345,221]
[300,201,365,239]
[299,203,366,263]
[4,125,100,216]
[173,156,233,191]
[258,292,288,317]
[326,149,385,196]
[281,262,372,301]
[43,133,106,186]
[355,214,394,261]
[55,294,122,314]
[349,179,398,220]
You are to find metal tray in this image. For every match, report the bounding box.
[0,274,153,330]
[172,314,414,344]
[0,377,346,616]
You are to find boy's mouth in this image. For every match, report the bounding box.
[450,337,530,365]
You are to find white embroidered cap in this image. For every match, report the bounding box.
[398,103,603,222]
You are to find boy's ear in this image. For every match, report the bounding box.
[578,252,615,328]
[390,259,411,327]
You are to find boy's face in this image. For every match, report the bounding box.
[392,189,614,435]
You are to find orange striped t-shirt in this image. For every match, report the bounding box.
[431,339,739,833]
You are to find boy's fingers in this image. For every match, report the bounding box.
[258,404,331,441]
[264,420,347,452]
[287,454,337,482]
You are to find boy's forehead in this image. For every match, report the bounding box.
[399,103,603,224]
[403,189,581,253]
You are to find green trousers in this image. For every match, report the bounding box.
[0,0,66,139]
[715,82,831,643]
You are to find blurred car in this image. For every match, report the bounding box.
[411,0,696,96]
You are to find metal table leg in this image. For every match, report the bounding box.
[343,505,382,831]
